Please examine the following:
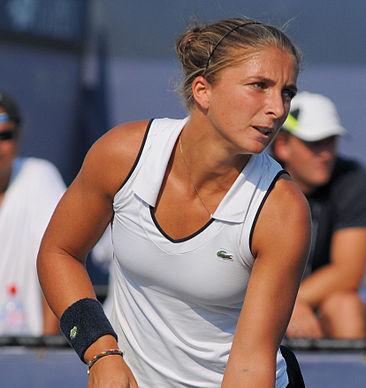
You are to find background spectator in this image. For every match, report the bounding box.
[0,92,66,335]
[272,91,366,339]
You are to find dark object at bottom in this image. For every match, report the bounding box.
[280,345,305,387]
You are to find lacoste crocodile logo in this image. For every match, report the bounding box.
[216,250,234,261]
[69,326,78,340]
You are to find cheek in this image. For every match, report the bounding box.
[288,151,312,175]
[295,156,327,182]
[289,146,307,164]
[0,142,17,156]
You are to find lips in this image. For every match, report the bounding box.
[253,126,273,136]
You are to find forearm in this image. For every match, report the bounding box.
[223,314,277,388]
[41,294,60,335]
[37,248,96,319]
[222,351,276,388]
[299,263,362,308]
[38,249,120,363]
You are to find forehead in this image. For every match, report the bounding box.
[296,135,338,147]
[225,46,298,80]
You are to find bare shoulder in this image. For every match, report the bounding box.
[252,173,311,258]
[266,174,310,224]
[76,119,150,198]
[93,119,150,164]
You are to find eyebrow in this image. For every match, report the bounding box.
[245,76,297,90]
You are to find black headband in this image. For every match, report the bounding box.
[204,21,262,72]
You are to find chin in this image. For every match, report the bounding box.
[245,139,269,154]
[311,175,332,188]
[240,148,263,157]
[251,144,268,155]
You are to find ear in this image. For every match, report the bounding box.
[191,76,211,110]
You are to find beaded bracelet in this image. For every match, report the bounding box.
[87,348,124,375]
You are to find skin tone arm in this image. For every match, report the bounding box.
[287,227,366,338]
[298,228,366,306]
[222,176,311,388]
[37,121,149,387]
[42,294,60,335]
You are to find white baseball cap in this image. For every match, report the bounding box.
[282,91,347,141]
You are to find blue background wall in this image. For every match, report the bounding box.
[0,0,365,181]
[95,0,366,168]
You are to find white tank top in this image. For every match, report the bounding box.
[110,118,289,387]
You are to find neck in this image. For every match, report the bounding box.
[179,114,250,191]
[301,184,317,196]
[174,113,251,217]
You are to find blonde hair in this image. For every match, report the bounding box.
[176,17,301,110]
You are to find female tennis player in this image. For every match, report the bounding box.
[38,17,310,387]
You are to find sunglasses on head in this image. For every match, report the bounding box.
[0,130,16,141]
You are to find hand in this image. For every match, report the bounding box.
[286,300,324,339]
[88,354,138,387]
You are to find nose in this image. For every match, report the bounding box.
[318,145,336,161]
[311,137,337,160]
[265,92,287,120]
[318,148,334,163]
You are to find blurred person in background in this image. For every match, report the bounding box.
[0,91,66,336]
[272,91,366,339]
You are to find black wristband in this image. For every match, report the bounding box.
[60,298,118,363]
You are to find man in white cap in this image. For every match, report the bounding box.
[272,91,366,339]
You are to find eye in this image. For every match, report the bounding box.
[283,88,297,102]
[251,82,266,90]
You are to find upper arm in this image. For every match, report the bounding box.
[233,176,311,354]
[329,163,366,286]
[39,120,149,262]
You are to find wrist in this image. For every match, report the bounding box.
[59,298,118,362]
[87,348,124,375]
[84,334,120,363]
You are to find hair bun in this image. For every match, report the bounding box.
[176,25,202,61]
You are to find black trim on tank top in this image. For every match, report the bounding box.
[117,118,154,191]
[249,170,289,256]
[149,206,215,243]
